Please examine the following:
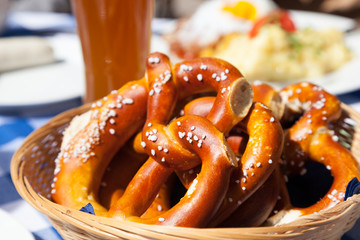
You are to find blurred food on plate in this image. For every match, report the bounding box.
[0,36,56,72]
[164,1,353,83]
[200,10,352,82]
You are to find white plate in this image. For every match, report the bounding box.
[0,11,358,112]
[0,208,35,240]
[0,33,85,111]
[0,62,84,107]
[289,10,356,31]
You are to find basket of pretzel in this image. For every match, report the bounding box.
[11,52,360,240]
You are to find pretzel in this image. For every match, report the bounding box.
[51,79,149,216]
[280,82,341,174]
[251,82,360,224]
[179,96,283,226]
[108,55,255,227]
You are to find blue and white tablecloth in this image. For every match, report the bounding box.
[0,114,61,239]
[0,90,359,240]
[0,10,360,239]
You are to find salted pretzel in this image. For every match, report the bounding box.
[179,96,284,227]
[51,79,149,216]
[251,82,360,224]
[108,54,254,227]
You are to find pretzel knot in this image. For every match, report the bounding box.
[251,82,360,224]
[108,53,254,227]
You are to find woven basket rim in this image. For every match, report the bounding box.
[10,103,360,240]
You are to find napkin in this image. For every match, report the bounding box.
[345,177,360,201]
[80,203,95,215]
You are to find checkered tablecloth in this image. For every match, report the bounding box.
[1,90,360,240]
[0,114,62,239]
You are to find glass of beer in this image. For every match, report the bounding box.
[71,0,154,103]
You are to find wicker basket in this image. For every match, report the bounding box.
[10,103,360,240]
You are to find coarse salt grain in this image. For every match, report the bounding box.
[200,64,207,70]
[149,57,160,64]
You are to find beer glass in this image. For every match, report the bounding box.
[71,0,154,103]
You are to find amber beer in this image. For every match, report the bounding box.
[71,0,154,103]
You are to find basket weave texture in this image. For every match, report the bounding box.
[10,103,360,240]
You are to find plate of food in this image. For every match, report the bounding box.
[162,0,359,95]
